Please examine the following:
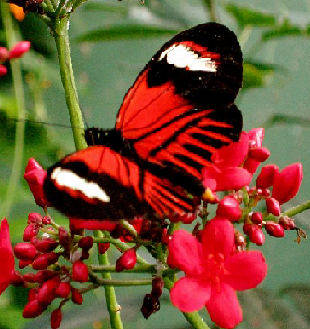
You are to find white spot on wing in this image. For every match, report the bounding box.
[51,167,110,203]
[159,44,217,72]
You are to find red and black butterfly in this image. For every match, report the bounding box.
[43,22,243,221]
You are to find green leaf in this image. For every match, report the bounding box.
[262,23,304,41]
[243,62,275,89]
[75,24,179,42]
[226,4,276,27]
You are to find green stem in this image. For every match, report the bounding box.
[52,15,87,151]
[95,231,124,329]
[202,0,216,22]
[283,200,310,218]
[91,263,157,273]
[1,3,26,218]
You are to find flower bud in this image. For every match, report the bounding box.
[0,47,8,61]
[266,197,281,216]
[23,300,44,318]
[28,288,38,302]
[23,223,38,242]
[58,227,70,248]
[115,248,137,272]
[19,259,33,269]
[28,213,43,225]
[35,238,58,253]
[78,236,93,249]
[247,224,265,246]
[14,242,36,260]
[248,146,270,162]
[216,196,241,222]
[98,243,110,254]
[251,212,263,224]
[42,216,51,225]
[37,280,59,306]
[34,270,58,283]
[168,212,197,224]
[9,270,24,286]
[265,222,285,238]
[71,289,83,305]
[0,64,7,76]
[56,282,71,298]
[9,41,31,59]
[279,216,295,230]
[24,158,49,208]
[51,308,62,329]
[72,261,89,282]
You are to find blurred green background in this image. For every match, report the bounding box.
[1,0,310,328]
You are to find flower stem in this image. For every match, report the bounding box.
[95,231,124,329]
[283,200,310,218]
[1,2,26,218]
[52,15,87,151]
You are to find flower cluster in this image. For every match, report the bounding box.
[0,127,305,329]
[0,41,30,76]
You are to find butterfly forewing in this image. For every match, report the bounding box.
[115,22,243,179]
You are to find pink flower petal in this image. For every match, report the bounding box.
[170,277,211,312]
[168,230,203,276]
[243,157,261,175]
[224,251,267,291]
[215,167,252,191]
[272,162,303,204]
[202,165,220,191]
[248,128,264,148]
[206,283,243,329]
[211,132,249,169]
[256,164,279,189]
[202,219,234,259]
[9,41,30,59]
[0,219,14,295]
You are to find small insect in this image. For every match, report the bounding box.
[44,22,243,221]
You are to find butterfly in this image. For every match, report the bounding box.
[43,22,243,221]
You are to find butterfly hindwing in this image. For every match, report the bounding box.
[44,146,202,220]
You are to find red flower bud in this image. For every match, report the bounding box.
[98,243,110,254]
[42,216,51,225]
[251,212,263,224]
[248,146,270,162]
[32,254,49,270]
[78,236,93,249]
[23,300,44,318]
[272,163,303,204]
[58,227,70,248]
[0,64,7,76]
[35,238,58,253]
[34,270,58,283]
[71,289,83,304]
[9,270,24,286]
[265,222,285,237]
[14,242,36,260]
[115,248,137,272]
[51,308,62,329]
[256,164,279,189]
[23,223,38,242]
[266,197,281,216]
[19,259,33,269]
[216,196,241,222]
[279,217,295,230]
[0,47,8,61]
[72,261,89,282]
[28,212,43,225]
[56,282,71,298]
[248,225,265,246]
[168,212,197,224]
[37,280,59,306]
[28,288,38,302]
[9,41,31,59]
[24,158,49,208]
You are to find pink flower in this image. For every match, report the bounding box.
[243,128,268,174]
[203,133,251,191]
[24,158,50,208]
[9,41,31,59]
[272,163,303,204]
[0,218,15,295]
[169,219,267,329]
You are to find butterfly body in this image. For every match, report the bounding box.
[44,22,243,221]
